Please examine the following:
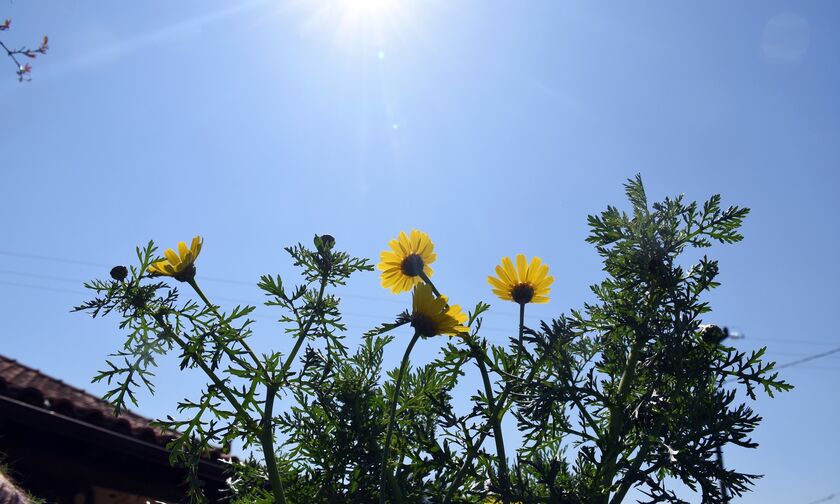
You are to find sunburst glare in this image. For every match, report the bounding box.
[290,0,427,54]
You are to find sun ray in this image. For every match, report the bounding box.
[289,0,428,54]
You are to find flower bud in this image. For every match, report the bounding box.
[700,324,726,345]
[110,265,128,282]
[315,234,335,252]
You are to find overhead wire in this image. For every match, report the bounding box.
[806,493,836,504]
[1,250,839,348]
[4,274,840,372]
[773,346,840,371]
[0,275,520,335]
[0,250,522,316]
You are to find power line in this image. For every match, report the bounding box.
[1,270,837,343]
[775,347,840,371]
[1,255,838,348]
[806,493,836,504]
[0,250,522,317]
[0,250,109,267]
[762,350,840,359]
[720,346,840,383]
[781,365,840,372]
[0,277,523,335]
[5,276,840,372]
[734,336,838,347]
[0,268,85,284]
[0,280,85,296]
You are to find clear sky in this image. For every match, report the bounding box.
[2,1,839,502]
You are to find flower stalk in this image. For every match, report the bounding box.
[187,278,265,376]
[261,383,288,504]
[471,338,511,503]
[598,335,645,503]
[379,330,422,503]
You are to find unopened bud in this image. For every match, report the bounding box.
[110,265,128,282]
[315,234,335,252]
[699,324,726,345]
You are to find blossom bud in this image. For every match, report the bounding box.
[315,234,335,252]
[110,265,128,281]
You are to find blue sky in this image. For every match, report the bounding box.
[2,1,839,502]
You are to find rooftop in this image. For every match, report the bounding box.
[0,354,226,460]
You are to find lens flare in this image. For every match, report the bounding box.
[291,0,425,52]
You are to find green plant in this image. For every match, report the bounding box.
[75,176,790,503]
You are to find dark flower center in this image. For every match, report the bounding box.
[401,254,425,277]
[411,313,436,338]
[511,283,535,304]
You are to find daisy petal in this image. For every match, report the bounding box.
[492,288,512,300]
[536,276,555,290]
[190,236,202,257]
[527,257,542,283]
[502,257,518,283]
[516,254,528,283]
[532,263,550,284]
[494,265,514,286]
[164,248,181,269]
[487,276,508,290]
[397,231,411,254]
[409,229,422,252]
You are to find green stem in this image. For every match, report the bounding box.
[598,336,645,503]
[259,270,327,502]
[261,384,288,504]
[445,369,542,503]
[572,396,603,439]
[472,339,510,503]
[380,330,421,504]
[418,271,441,297]
[278,278,328,384]
[188,279,265,375]
[255,276,327,504]
[609,438,651,504]
[151,313,259,430]
[444,302,531,504]
[418,263,514,501]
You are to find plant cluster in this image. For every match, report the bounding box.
[75,176,790,503]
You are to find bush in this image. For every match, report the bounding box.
[75,176,790,503]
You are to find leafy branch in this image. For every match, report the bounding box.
[0,19,48,81]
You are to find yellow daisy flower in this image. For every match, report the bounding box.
[487,254,553,304]
[410,283,468,338]
[147,235,203,282]
[378,229,437,294]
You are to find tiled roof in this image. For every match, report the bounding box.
[0,472,30,504]
[0,354,226,459]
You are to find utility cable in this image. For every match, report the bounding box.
[774,347,840,371]
[1,253,839,347]
[0,250,523,316]
[806,493,836,504]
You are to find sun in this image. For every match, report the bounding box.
[339,0,401,18]
[332,0,407,39]
[290,0,425,53]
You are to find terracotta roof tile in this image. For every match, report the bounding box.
[0,355,169,447]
